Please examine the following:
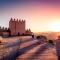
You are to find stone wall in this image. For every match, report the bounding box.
[9,18,25,36]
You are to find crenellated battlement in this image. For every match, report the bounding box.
[10,18,25,23]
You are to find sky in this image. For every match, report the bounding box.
[0,0,60,32]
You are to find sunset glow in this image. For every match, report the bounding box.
[49,21,60,32]
[0,0,60,32]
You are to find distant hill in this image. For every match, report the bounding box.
[34,32,60,40]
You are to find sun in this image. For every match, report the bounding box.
[49,22,60,32]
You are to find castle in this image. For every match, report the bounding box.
[9,18,25,35]
[0,18,32,37]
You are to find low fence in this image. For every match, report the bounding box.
[0,40,20,60]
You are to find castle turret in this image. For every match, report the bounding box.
[14,18,15,21]
[10,18,13,21]
[17,19,18,22]
[9,18,25,36]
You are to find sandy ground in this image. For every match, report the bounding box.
[16,38,58,60]
[0,36,58,60]
[0,36,32,42]
[0,36,32,59]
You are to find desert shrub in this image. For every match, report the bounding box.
[0,41,1,43]
[36,35,47,39]
[48,40,54,45]
[36,36,40,39]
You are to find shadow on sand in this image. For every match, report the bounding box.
[26,43,51,60]
[55,40,60,60]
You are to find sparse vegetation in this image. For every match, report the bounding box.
[0,41,1,43]
[48,40,54,45]
[36,36,40,39]
[36,35,47,40]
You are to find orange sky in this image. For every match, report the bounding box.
[0,1,60,32]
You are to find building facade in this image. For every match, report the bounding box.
[0,18,32,37]
[0,27,10,37]
[9,18,25,36]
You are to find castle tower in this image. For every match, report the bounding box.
[9,18,25,36]
[9,18,16,35]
